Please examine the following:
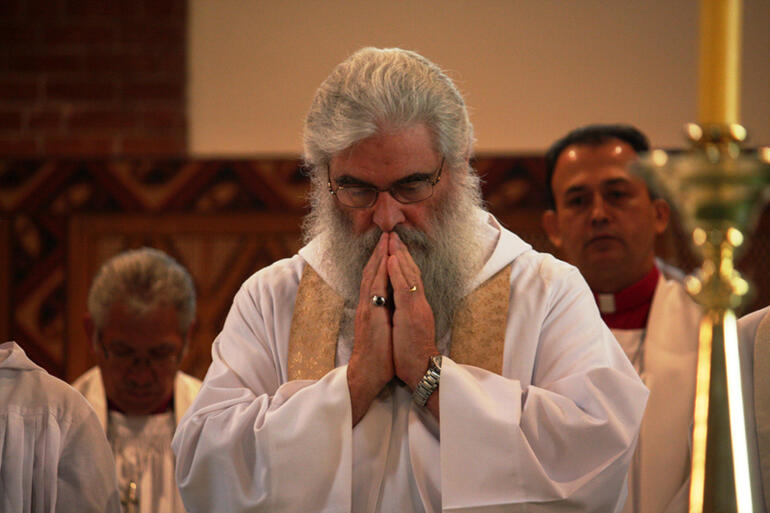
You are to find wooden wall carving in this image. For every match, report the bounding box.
[1,158,767,381]
[66,213,303,382]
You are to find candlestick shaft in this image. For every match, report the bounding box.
[689,309,753,513]
[697,0,742,124]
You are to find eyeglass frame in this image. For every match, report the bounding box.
[327,157,445,208]
[96,334,186,372]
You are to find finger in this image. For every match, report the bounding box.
[372,245,390,298]
[359,233,388,301]
[389,233,423,293]
[387,254,408,292]
[390,232,421,277]
[388,253,421,308]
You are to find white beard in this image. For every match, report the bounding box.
[303,168,485,354]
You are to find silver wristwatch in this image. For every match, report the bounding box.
[412,355,442,407]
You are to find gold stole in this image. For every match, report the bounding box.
[754,310,770,513]
[287,264,511,380]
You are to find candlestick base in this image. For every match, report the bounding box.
[635,123,770,513]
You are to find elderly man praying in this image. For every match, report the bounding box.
[172,47,648,513]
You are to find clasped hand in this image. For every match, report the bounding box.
[347,232,438,425]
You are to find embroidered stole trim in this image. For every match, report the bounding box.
[287,264,512,381]
[287,266,344,380]
[754,310,770,512]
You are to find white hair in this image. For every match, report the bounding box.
[300,47,487,344]
[87,247,196,336]
[304,47,474,170]
[302,46,482,244]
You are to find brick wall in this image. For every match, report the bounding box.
[0,0,187,156]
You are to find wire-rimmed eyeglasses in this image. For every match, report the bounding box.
[99,339,183,372]
[328,158,444,208]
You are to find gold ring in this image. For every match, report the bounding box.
[408,284,418,293]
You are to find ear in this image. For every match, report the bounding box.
[652,198,670,235]
[542,209,563,248]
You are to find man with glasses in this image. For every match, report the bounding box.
[73,247,201,513]
[173,47,647,512]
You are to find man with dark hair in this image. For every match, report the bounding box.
[542,124,702,513]
[173,49,647,512]
[544,124,651,209]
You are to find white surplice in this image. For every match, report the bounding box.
[172,211,648,513]
[73,366,201,513]
[613,274,702,513]
[738,305,770,513]
[0,341,121,513]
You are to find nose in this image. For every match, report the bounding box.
[127,358,157,385]
[372,191,406,233]
[590,193,609,225]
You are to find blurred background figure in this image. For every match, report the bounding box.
[0,340,120,512]
[542,124,702,513]
[738,305,770,513]
[73,247,201,513]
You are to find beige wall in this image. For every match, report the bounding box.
[188,0,769,156]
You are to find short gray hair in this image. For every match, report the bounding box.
[87,247,196,336]
[303,47,475,176]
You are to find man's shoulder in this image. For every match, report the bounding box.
[237,253,307,301]
[738,305,770,345]
[4,359,99,425]
[509,247,583,288]
[654,270,699,311]
[176,370,203,392]
[486,219,581,288]
[71,365,101,392]
[655,258,688,283]
[647,271,703,339]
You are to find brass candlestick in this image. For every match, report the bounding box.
[636,123,770,513]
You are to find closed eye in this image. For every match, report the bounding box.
[565,194,589,208]
[150,349,176,361]
[605,188,632,203]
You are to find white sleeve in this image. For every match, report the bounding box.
[438,267,648,512]
[56,405,122,513]
[172,281,354,513]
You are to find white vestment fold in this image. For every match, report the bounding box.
[0,341,121,513]
[616,274,702,513]
[172,211,648,513]
[73,366,201,513]
[738,305,770,513]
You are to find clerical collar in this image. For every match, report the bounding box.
[594,266,660,330]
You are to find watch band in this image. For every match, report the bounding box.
[413,355,442,407]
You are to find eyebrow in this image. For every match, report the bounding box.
[333,171,435,187]
[564,177,632,196]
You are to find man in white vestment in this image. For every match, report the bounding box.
[0,340,121,513]
[542,124,703,513]
[172,47,648,513]
[738,305,770,513]
[73,247,201,513]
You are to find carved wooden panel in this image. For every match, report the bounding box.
[66,213,303,382]
[1,158,768,381]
